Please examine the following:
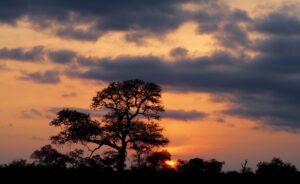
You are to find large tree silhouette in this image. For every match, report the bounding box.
[50,79,169,173]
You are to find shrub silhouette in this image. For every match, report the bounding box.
[256,157,298,175]
[30,145,70,168]
[145,150,171,170]
[7,159,28,169]
[179,158,224,174]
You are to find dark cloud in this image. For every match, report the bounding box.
[192,1,251,49]
[62,39,300,130]
[18,70,60,84]
[55,26,102,41]
[0,0,253,46]
[169,47,188,58]
[67,52,245,92]
[163,110,207,121]
[216,21,250,48]
[0,46,45,61]
[124,31,154,46]
[0,0,25,24]
[0,0,195,43]
[221,91,300,131]
[2,1,300,131]
[48,50,77,64]
[253,12,300,36]
[252,36,300,74]
[49,107,206,121]
[232,9,251,22]
[49,107,105,118]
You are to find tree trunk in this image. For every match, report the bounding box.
[117,148,126,184]
[117,148,126,173]
[137,153,141,169]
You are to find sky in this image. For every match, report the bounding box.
[1,0,300,170]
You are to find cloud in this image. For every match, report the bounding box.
[0,0,253,46]
[31,136,46,141]
[49,107,207,122]
[0,0,195,43]
[2,1,300,131]
[48,50,77,64]
[163,110,207,121]
[0,46,45,61]
[61,41,300,130]
[55,26,102,41]
[67,52,244,91]
[4,24,299,130]
[192,1,251,49]
[18,70,60,84]
[20,108,44,119]
[49,107,105,119]
[252,36,300,74]
[169,47,188,58]
[124,31,155,46]
[0,64,8,71]
[61,92,77,98]
[253,12,300,36]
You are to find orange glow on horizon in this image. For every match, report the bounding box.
[165,160,178,168]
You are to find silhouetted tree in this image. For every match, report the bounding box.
[179,158,224,174]
[131,138,157,169]
[176,159,188,172]
[205,159,224,174]
[50,79,169,173]
[240,159,252,174]
[146,150,171,170]
[67,149,85,168]
[184,158,206,173]
[83,155,104,168]
[31,145,69,168]
[256,157,298,175]
[7,159,28,169]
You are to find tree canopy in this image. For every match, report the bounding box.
[50,79,169,172]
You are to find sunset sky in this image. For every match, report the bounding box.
[1,0,300,170]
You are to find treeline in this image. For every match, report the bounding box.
[1,144,300,184]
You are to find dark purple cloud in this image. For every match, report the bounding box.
[18,70,60,84]
[0,46,45,61]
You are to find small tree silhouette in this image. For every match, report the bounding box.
[240,159,252,174]
[67,149,85,168]
[256,157,298,175]
[7,159,28,169]
[50,79,169,173]
[31,145,69,168]
[205,159,224,174]
[179,158,224,174]
[146,150,171,170]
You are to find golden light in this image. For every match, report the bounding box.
[165,160,178,168]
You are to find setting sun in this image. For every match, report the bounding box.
[165,160,178,168]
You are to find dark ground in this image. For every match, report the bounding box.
[1,168,300,184]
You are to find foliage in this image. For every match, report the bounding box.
[256,157,297,175]
[50,79,169,172]
[178,158,225,174]
[145,150,171,170]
